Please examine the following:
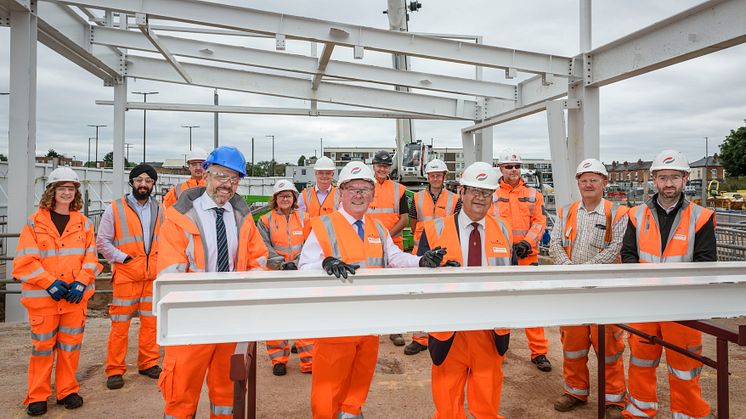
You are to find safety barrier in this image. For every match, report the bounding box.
[716,227,746,261]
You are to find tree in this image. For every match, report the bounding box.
[297,155,306,166]
[719,120,746,177]
[46,149,62,158]
[103,152,129,168]
[0,154,7,162]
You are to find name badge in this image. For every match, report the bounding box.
[292,231,303,235]
[493,247,507,254]
[368,237,382,244]
[673,234,687,241]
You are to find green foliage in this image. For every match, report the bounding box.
[46,149,62,158]
[103,151,129,168]
[0,154,7,162]
[721,176,746,192]
[719,120,746,177]
[297,155,306,166]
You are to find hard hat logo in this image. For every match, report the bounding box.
[351,167,362,174]
[583,162,592,168]
[476,173,488,181]
[663,156,675,164]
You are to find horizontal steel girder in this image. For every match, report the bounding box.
[51,0,573,76]
[156,262,746,346]
[124,56,479,119]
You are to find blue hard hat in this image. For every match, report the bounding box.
[202,146,247,177]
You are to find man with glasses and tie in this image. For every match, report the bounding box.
[157,146,268,419]
[416,161,514,419]
[298,160,446,419]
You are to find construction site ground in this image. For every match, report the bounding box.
[1,313,745,418]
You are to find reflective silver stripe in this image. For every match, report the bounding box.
[140,296,153,303]
[85,282,95,292]
[55,342,82,352]
[366,257,385,267]
[59,325,85,335]
[512,229,529,237]
[112,297,140,306]
[112,236,142,246]
[111,313,134,322]
[563,383,589,396]
[627,393,658,412]
[296,344,313,353]
[667,365,702,380]
[184,231,199,272]
[16,247,40,256]
[416,191,427,222]
[320,215,342,258]
[614,330,624,340]
[256,256,267,268]
[605,350,623,364]
[32,348,54,356]
[266,342,288,350]
[393,182,400,213]
[371,221,388,267]
[165,413,180,419]
[57,247,87,257]
[22,289,51,298]
[630,355,660,368]
[268,350,288,360]
[563,348,589,359]
[487,257,510,266]
[160,263,187,274]
[82,263,101,275]
[18,267,45,282]
[634,207,650,261]
[672,413,710,419]
[338,412,364,419]
[299,356,312,363]
[625,402,652,417]
[606,393,625,403]
[210,401,233,416]
[433,217,445,237]
[115,198,133,240]
[367,208,395,213]
[31,327,59,341]
[445,191,455,214]
[139,310,154,317]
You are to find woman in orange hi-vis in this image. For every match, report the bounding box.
[12,167,102,417]
[257,179,313,376]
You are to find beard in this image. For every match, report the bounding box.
[132,186,153,200]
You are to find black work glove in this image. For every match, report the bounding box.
[419,246,447,268]
[281,261,298,270]
[513,240,532,259]
[443,260,461,267]
[123,256,133,264]
[322,257,360,282]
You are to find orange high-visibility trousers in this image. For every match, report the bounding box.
[105,280,158,376]
[311,335,378,419]
[524,327,549,358]
[560,325,626,406]
[413,332,428,346]
[25,309,87,404]
[266,338,314,372]
[431,330,506,419]
[159,343,236,419]
[623,322,710,418]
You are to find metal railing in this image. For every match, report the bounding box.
[716,227,746,261]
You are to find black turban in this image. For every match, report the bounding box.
[129,164,158,181]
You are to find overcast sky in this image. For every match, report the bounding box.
[1,0,744,165]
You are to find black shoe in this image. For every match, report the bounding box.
[404,341,428,355]
[27,401,47,416]
[106,374,124,390]
[138,365,162,379]
[290,344,298,354]
[531,355,552,372]
[389,334,405,346]
[272,363,287,376]
[56,393,83,409]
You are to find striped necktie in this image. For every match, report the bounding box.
[213,207,230,272]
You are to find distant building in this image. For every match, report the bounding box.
[35,156,83,167]
[323,146,465,181]
[689,154,724,183]
[606,159,652,187]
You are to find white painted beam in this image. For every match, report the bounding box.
[112,78,126,197]
[89,26,517,99]
[136,14,192,83]
[51,0,573,76]
[312,42,334,91]
[124,56,479,119]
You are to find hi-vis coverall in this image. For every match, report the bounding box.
[300,185,339,217]
[368,179,407,250]
[162,178,206,208]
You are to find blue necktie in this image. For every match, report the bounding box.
[354,220,364,241]
[213,207,230,272]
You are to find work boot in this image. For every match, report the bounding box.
[389,334,405,346]
[404,341,427,355]
[56,393,83,410]
[27,401,47,416]
[291,344,298,354]
[106,374,124,390]
[531,354,552,372]
[138,365,162,379]
[273,363,287,376]
[605,405,624,419]
[553,394,586,412]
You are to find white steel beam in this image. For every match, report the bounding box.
[51,0,574,76]
[586,0,746,87]
[155,262,746,345]
[111,78,126,197]
[94,100,464,120]
[546,100,575,208]
[462,99,579,135]
[136,14,192,83]
[312,42,334,91]
[89,26,517,99]
[124,56,479,119]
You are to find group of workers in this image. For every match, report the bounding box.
[12,141,716,419]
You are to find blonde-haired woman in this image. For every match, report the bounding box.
[13,167,102,416]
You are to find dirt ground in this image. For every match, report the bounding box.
[1,316,745,419]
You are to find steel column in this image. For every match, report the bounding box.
[546,100,575,208]
[112,77,126,197]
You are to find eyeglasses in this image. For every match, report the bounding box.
[464,187,493,199]
[132,176,155,185]
[276,194,294,200]
[656,174,683,183]
[209,171,240,185]
[55,186,77,193]
[578,178,602,186]
[501,164,520,170]
[345,187,374,196]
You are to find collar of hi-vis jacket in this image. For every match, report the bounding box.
[499,177,526,192]
[31,208,89,239]
[171,186,251,234]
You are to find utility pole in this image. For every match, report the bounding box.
[213,89,219,148]
[88,124,106,167]
[251,137,255,176]
[132,91,159,162]
[182,125,200,150]
[702,136,709,205]
[266,135,275,176]
[124,142,134,162]
[88,137,94,167]
[320,137,323,157]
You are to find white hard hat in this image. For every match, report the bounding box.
[337,161,375,186]
[650,150,690,174]
[314,156,336,171]
[459,162,499,190]
[273,179,298,196]
[575,158,608,178]
[48,167,80,186]
[186,147,208,163]
[498,148,522,165]
[425,159,448,174]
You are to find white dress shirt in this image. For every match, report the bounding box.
[298,207,420,271]
[298,184,333,213]
[193,191,238,272]
[457,210,487,266]
[97,194,154,264]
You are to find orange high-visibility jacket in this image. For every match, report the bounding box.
[368,179,406,239]
[411,188,458,249]
[13,209,102,315]
[157,187,268,275]
[301,186,339,218]
[163,178,206,208]
[257,209,311,270]
[110,196,163,283]
[557,200,628,257]
[628,199,713,263]
[492,178,546,263]
[421,213,513,343]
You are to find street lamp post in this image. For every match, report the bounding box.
[125,142,134,162]
[132,91,159,163]
[266,135,275,176]
[88,124,106,167]
[182,125,200,151]
[88,137,94,167]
